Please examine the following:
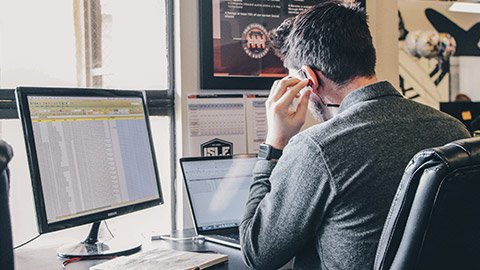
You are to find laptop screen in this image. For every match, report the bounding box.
[180,155,257,232]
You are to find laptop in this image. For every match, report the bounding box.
[180,154,258,249]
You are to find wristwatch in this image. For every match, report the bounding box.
[258,143,283,160]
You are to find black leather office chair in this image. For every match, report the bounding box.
[0,139,14,270]
[374,137,480,270]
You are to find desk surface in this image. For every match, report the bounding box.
[14,229,249,270]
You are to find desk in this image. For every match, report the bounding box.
[14,229,249,270]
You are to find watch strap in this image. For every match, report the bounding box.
[269,146,283,160]
[258,143,283,160]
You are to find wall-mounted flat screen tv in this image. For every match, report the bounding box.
[199,0,365,90]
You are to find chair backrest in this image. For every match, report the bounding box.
[374,137,480,270]
[0,139,14,270]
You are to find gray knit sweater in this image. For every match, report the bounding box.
[240,81,470,269]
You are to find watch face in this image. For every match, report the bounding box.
[258,144,270,159]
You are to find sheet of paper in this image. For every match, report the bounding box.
[186,94,247,156]
[245,94,268,154]
[89,248,228,270]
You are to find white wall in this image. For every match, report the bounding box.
[458,57,480,101]
[174,0,400,228]
[368,0,399,86]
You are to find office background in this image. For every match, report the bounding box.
[1,0,478,254]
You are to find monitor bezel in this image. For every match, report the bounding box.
[15,86,164,234]
[440,101,480,134]
[199,0,366,90]
[180,154,257,234]
[199,0,283,90]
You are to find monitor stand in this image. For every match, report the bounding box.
[56,221,142,258]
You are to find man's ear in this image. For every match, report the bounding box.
[301,65,321,91]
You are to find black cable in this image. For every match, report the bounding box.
[13,234,41,249]
[103,220,114,238]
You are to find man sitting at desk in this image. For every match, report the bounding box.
[240,1,470,269]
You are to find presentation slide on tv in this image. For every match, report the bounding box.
[213,0,323,78]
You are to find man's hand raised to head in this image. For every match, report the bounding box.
[264,78,311,150]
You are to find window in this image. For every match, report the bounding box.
[0,0,175,245]
[78,0,169,89]
[0,0,169,90]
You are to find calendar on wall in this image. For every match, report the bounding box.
[245,94,268,154]
[186,94,268,156]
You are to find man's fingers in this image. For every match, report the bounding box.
[295,89,311,120]
[277,80,309,109]
[269,78,302,102]
[266,80,280,107]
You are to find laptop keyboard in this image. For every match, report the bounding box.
[211,233,240,244]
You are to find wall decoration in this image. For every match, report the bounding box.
[404,29,456,86]
[425,8,480,57]
[398,1,480,106]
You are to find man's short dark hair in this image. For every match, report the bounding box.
[281,1,376,85]
[268,17,295,61]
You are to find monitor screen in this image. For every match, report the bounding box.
[440,102,480,135]
[180,155,257,232]
[16,87,163,237]
[200,0,365,89]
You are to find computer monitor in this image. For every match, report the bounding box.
[440,102,480,135]
[199,0,366,90]
[15,87,163,258]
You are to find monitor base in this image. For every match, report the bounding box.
[56,221,142,258]
[56,237,142,258]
